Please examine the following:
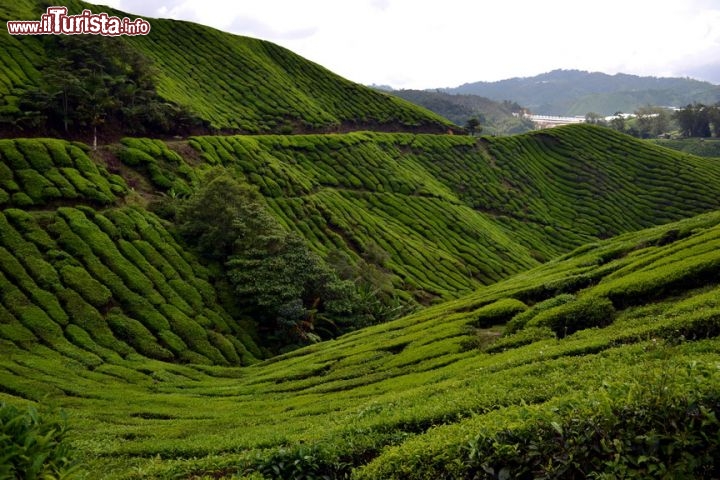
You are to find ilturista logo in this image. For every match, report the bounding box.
[7,6,151,36]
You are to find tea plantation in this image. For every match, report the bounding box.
[2,2,720,477]
[2,125,720,477]
[118,125,720,300]
[3,204,720,478]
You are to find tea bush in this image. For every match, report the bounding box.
[505,294,575,334]
[528,295,616,337]
[0,402,80,479]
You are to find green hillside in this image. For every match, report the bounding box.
[110,125,720,301]
[2,205,720,478]
[0,0,454,136]
[2,128,720,478]
[2,126,719,368]
[0,138,264,366]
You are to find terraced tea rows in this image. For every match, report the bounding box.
[183,133,543,298]
[115,125,720,301]
[0,138,126,207]
[3,3,720,477]
[0,206,262,368]
[0,137,262,370]
[128,20,454,133]
[3,208,720,479]
[0,2,52,106]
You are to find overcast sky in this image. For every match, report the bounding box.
[96,0,720,89]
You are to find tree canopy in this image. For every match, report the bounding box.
[4,35,202,143]
[175,170,404,349]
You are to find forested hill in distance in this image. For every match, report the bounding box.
[0,0,456,139]
[386,89,535,135]
[444,69,720,116]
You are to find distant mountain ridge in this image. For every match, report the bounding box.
[443,69,720,116]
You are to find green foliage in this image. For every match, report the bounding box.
[176,171,268,260]
[59,265,111,307]
[484,326,556,353]
[106,310,174,361]
[0,200,260,366]
[0,139,124,206]
[674,103,718,138]
[8,34,202,139]
[505,294,575,334]
[460,368,720,480]
[0,402,80,479]
[118,146,155,166]
[470,298,528,328]
[248,445,350,480]
[178,171,361,347]
[527,296,616,337]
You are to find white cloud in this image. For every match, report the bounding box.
[104,0,720,88]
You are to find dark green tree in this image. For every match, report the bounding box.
[675,103,711,137]
[465,117,482,135]
[708,103,720,138]
[177,170,360,348]
[177,172,274,260]
[608,112,626,132]
[584,112,605,126]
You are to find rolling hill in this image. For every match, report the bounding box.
[445,69,720,116]
[2,125,720,368]
[0,0,455,136]
[50,124,720,304]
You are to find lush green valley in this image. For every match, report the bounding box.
[2,125,720,477]
[112,125,720,301]
[3,201,720,478]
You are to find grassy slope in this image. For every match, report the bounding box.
[0,0,454,134]
[116,125,720,300]
[2,126,720,365]
[2,208,720,478]
[2,129,720,478]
